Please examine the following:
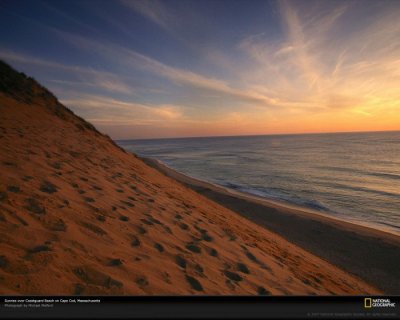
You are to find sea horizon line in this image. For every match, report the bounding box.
[115,129,400,142]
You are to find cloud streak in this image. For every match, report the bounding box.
[57,28,316,110]
[0,49,133,94]
[119,0,173,32]
[238,0,400,114]
[47,14,287,111]
[60,93,184,125]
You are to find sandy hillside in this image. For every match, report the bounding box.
[0,61,379,295]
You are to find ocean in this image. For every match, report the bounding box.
[117,131,400,235]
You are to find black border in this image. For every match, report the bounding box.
[1,295,399,319]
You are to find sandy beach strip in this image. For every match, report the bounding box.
[142,157,400,294]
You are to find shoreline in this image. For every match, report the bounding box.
[144,158,399,237]
[141,156,400,294]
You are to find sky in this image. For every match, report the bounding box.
[0,0,399,139]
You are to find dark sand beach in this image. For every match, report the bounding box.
[143,157,400,294]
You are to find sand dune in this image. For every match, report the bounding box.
[0,61,379,295]
[144,158,400,294]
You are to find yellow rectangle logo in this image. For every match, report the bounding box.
[364,298,372,308]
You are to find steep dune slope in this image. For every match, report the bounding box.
[0,61,379,295]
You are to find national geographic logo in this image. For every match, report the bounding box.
[364,298,396,309]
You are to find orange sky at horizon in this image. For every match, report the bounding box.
[93,98,400,139]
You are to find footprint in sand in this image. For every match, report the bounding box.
[81,222,107,236]
[236,262,250,274]
[48,218,67,231]
[120,200,135,207]
[7,186,20,193]
[185,243,201,254]
[223,270,243,282]
[40,181,58,194]
[148,216,162,225]
[135,276,149,287]
[28,245,51,254]
[2,161,16,167]
[108,258,123,267]
[244,249,258,263]
[154,243,164,253]
[194,264,204,274]
[175,255,187,269]
[50,162,61,169]
[185,275,203,292]
[84,197,95,203]
[88,205,99,213]
[257,286,271,295]
[178,222,189,230]
[207,247,218,257]
[137,226,147,234]
[22,175,33,182]
[163,225,172,234]
[131,236,141,247]
[223,229,237,241]
[25,198,46,215]
[312,275,323,285]
[161,272,172,284]
[201,232,213,242]
[243,247,272,272]
[140,218,153,226]
[112,173,123,179]
[8,210,28,226]
[69,151,80,158]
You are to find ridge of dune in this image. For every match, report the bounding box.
[0,61,379,295]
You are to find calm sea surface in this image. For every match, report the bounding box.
[117,131,400,235]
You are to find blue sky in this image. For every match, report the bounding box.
[1,0,399,139]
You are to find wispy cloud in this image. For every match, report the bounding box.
[60,93,184,125]
[238,0,400,114]
[57,28,316,110]
[0,49,133,94]
[119,0,173,32]
[38,0,100,35]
